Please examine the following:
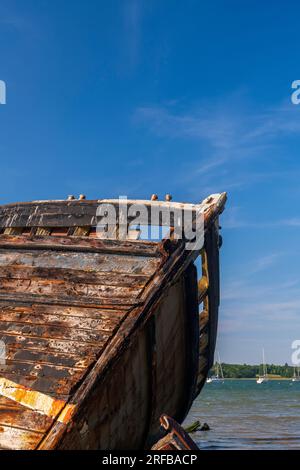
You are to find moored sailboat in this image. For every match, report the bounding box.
[292,367,300,382]
[257,349,269,384]
[206,352,224,383]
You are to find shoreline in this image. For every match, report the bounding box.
[218,377,294,381]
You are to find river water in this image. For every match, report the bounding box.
[184,379,300,449]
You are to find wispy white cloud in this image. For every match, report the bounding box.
[219,250,300,347]
[250,253,282,274]
[223,205,300,230]
[281,217,300,227]
[135,101,300,150]
[221,276,297,303]
[220,294,300,337]
[224,217,300,230]
[221,253,285,305]
[135,103,250,151]
[134,98,300,195]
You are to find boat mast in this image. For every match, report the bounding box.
[218,352,224,379]
[262,348,267,377]
[215,358,219,378]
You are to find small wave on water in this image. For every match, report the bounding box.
[184,379,300,450]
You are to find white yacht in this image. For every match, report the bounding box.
[206,352,224,383]
[292,367,300,382]
[257,349,269,384]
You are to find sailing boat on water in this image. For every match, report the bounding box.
[257,349,269,384]
[292,367,300,382]
[206,352,224,383]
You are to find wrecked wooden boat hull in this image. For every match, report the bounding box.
[0,193,226,449]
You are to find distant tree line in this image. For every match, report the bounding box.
[211,363,295,378]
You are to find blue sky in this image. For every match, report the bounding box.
[0,0,300,364]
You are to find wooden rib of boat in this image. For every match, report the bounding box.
[151,415,199,450]
[0,193,226,450]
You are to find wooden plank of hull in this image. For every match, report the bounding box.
[0,321,111,345]
[0,425,44,450]
[0,278,141,302]
[0,309,121,333]
[0,234,161,256]
[0,302,126,321]
[0,193,226,229]
[1,332,105,357]
[0,249,160,275]
[0,200,199,229]
[0,292,136,308]
[0,265,148,287]
[5,348,94,369]
[0,243,160,307]
[0,396,53,433]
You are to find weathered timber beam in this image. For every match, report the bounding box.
[0,234,161,257]
[0,193,226,229]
